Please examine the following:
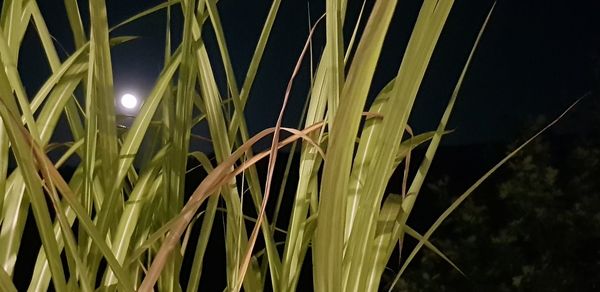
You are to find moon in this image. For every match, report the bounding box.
[120,93,138,109]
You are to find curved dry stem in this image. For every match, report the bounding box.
[138,123,323,291]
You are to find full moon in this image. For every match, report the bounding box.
[120,93,138,109]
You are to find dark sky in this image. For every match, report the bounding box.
[21,0,600,146]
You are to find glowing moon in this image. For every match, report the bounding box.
[120,93,138,109]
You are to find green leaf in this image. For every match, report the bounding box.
[403,225,464,276]
[0,96,67,292]
[0,265,17,292]
[344,2,455,290]
[315,0,399,290]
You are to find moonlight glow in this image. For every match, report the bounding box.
[120,93,138,109]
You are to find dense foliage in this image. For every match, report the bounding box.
[400,115,600,291]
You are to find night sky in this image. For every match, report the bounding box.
[8,1,600,289]
[20,0,600,146]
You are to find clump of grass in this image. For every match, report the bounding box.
[0,0,579,291]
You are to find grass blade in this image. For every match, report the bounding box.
[0,98,67,292]
[402,225,464,276]
[315,0,398,290]
[0,265,17,292]
[391,94,585,289]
